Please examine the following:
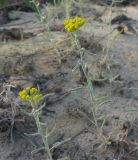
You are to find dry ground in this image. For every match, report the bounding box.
[0,1,138,160]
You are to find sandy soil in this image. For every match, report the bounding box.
[0,1,138,160]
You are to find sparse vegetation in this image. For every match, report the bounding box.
[0,0,138,160]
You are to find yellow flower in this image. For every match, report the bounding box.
[64,16,87,32]
[24,95,31,101]
[19,91,23,97]
[19,87,42,102]
[33,94,43,102]
[25,87,31,91]
[19,90,26,98]
[30,88,38,95]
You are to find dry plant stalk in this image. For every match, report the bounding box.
[0,83,21,142]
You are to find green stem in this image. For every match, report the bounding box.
[65,0,71,18]
[44,129,53,160]
[73,32,98,129]
[31,0,43,22]
[32,102,53,160]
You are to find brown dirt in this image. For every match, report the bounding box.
[0,1,138,160]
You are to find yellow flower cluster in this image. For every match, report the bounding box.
[19,87,43,102]
[64,16,87,32]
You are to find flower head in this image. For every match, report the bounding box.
[19,87,42,102]
[64,16,87,32]
[33,94,43,102]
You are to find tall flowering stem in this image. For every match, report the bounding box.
[19,87,71,159]
[74,32,98,129]
[19,87,53,160]
[64,17,98,129]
